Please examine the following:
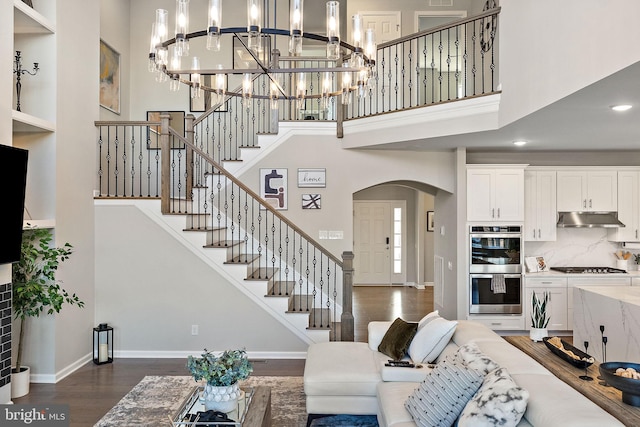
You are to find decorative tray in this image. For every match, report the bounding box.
[543,337,594,369]
[171,386,254,426]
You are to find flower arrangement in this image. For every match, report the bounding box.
[531,290,550,329]
[187,349,253,386]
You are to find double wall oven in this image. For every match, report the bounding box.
[469,226,523,314]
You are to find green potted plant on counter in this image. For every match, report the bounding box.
[11,226,84,398]
[187,349,253,413]
[530,290,550,342]
[633,254,640,271]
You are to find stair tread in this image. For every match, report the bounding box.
[266,281,297,297]
[203,240,244,248]
[245,267,278,280]
[225,254,260,264]
[183,226,226,232]
[307,308,333,329]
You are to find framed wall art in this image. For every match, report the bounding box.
[99,40,120,114]
[260,168,288,210]
[302,194,322,209]
[146,111,185,149]
[427,211,435,232]
[297,168,326,188]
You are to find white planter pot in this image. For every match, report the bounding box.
[530,328,548,342]
[11,366,30,398]
[200,382,241,413]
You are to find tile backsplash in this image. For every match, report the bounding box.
[524,228,626,268]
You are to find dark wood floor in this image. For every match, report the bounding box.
[13,285,433,426]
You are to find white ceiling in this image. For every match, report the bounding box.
[364,60,640,153]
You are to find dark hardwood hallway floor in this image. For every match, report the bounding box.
[12,285,434,426]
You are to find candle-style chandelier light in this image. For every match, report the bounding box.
[148,0,376,110]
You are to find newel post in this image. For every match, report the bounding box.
[341,251,354,341]
[185,114,194,201]
[160,112,171,214]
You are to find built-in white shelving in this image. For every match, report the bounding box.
[12,0,57,227]
[12,110,55,133]
[23,219,55,229]
[13,0,55,34]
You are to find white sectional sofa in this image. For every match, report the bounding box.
[304,319,624,427]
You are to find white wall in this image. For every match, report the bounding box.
[50,0,99,380]
[95,204,308,354]
[236,132,455,259]
[498,0,640,128]
[347,0,482,37]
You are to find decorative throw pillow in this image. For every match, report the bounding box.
[417,310,440,329]
[405,356,483,427]
[454,342,500,375]
[408,317,458,363]
[457,367,529,427]
[378,317,418,360]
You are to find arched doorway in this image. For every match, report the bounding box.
[353,182,436,287]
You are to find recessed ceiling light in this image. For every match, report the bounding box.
[513,140,527,146]
[611,104,632,112]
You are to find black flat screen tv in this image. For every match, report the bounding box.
[0,145,28,265]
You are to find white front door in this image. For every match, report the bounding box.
[354,202,391,284]
[359,11,401,44]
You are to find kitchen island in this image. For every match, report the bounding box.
[573,285,640,363]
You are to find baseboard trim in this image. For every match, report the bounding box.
[115,350,308,360]
[31,353,93,384]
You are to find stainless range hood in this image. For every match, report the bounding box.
[557,212,625,228]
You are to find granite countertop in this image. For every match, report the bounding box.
[573,285,640,306]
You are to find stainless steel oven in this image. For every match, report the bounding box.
[470,226,522,274]
[469,274,522,314]
[469,225,522,314]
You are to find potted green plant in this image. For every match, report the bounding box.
[187,349,253,413]
[11,225,84,398]
[633,254,640,271]
[530,290,550,342]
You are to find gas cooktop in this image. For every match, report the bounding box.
[549,266,627,274]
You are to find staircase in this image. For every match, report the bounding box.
[93,8,500,345]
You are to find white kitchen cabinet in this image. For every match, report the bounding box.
[525,277,568,330]
[556,170,617,212]
[632,277,640,286]
[609,170,640,242]
[467,167,525,222]
[466,315,525,331]
[524,170,557,241]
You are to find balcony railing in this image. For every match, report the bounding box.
[343,7,500,121]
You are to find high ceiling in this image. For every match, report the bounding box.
[299,3,640,153]
[363,59,640,153]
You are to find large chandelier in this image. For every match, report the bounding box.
[148,0,376,110]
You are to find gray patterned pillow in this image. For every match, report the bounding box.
[405,356,483,427]
[455,342,500,375]
[457,367,529,427]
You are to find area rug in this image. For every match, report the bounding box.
[94,375,307,426]
[308,414,379,426]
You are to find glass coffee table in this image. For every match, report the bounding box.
[172,386,271,427]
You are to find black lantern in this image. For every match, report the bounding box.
[93,323,113,365]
